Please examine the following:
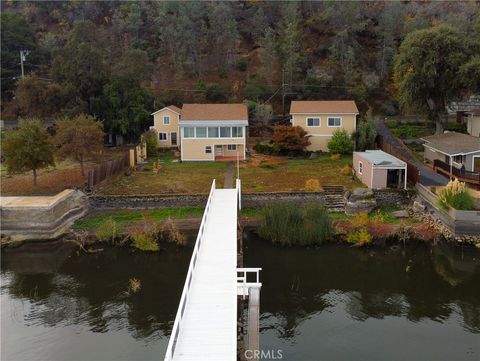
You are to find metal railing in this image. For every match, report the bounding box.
[164,179,217,361]
[236,178,241,210]
[237,268,262,299]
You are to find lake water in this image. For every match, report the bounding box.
[1,236,479,361]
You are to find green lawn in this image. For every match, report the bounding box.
[95,155,227,195]
[240,155,363,192]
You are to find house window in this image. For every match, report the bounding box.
[227,144,237,151]
[307,117,320,127]
[159,132,168,141]
[196,127,207,138]
[328,117,342,127]
[232,126,243,138]
[358,161,363,175]
[208,127,219,138]
[163,116,170,125]
[205,146,212,154]
[184,127,195,138]
[220,127,231,138]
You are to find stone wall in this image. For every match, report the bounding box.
[1,190,89,242]
[373,189,416,207]
[90,192,326,209]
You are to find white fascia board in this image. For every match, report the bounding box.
[151,107,181,116]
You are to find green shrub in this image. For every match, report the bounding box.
[244,80,271,101]
[95,217,118,243]
[327,129,354,154]
[253,143,279,155]
[258,203,333,246]
[142,130,157,158]
[346,229,372,246]
[130,231,159,251]
[438,179,475,210]
[206,83,228,102]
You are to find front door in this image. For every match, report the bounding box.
[171,132,177,146]
[215,145,223,157]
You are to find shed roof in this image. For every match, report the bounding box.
[181,104,248,121]
[290,100,359,114]
[421,132,480,155]
[355,150,406,167]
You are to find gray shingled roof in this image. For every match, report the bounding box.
[422,132,480,155]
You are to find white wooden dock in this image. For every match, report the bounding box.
[164,180,239,361]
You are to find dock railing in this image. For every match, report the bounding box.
[236,178,241,210]
[237,267,262,299]
[164,179,217,361]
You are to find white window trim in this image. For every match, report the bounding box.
[182,126,245,139]
[227,144,237,150]
[358,161,363,175]
[159,132,168,141]
[306,117,321,127]
[472,155,480,172]
[163,116,170,125]
[327,117,342,127]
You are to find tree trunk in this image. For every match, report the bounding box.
[435,118,444,135]
[32,168,37,186]
[80,155,85,176]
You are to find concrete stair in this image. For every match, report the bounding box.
[323,185,346,212]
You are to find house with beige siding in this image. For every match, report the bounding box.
[289,100,359,152]
[353,150,407,189]
[151,103,248,161]
[466,109,480,137]
[151,105,182,147]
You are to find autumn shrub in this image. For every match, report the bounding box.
[351,212,369,228]
[272,125,311,154]
[258,203,333,246]
[327,129,354,154]
[304,178,321,191]
[330,153,341,161]
[437,179,474,210]
[96,217,118,243]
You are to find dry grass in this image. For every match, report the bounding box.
[1,148,126,196]
[96,155,227,195]
[239,155,363,192]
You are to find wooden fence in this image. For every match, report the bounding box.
[376,135,420,184]
[87,152,130,190]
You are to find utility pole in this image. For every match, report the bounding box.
[19,50,30,79]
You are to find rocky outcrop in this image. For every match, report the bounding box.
[345,188,377,216]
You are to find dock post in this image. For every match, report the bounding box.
[246,287,260,360]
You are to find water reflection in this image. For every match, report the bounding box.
[244,233,480,360]
[1,240,192,361]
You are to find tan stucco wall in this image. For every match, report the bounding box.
[181,138,245,161]
[467,116,480,137]
[153,109,180,147]
[292,113,357,151]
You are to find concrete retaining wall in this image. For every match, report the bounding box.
[1,190,89,242]
[416,184,480,236]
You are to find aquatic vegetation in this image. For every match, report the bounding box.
[162,218,187,246]
[258,203,333,246]
[95,217,118,243]
[129,229,159,251]
[346,229,372,246]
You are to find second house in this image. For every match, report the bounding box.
[290,100,359,152]
[151,103,248,161]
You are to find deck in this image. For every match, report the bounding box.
[164,180,239,361]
